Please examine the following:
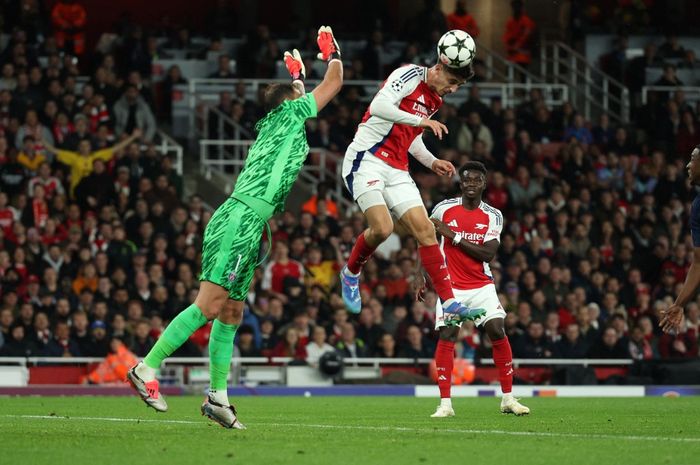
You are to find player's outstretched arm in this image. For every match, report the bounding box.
[408,135,455,176]
[660,247,700,332]
[311,25,343,113]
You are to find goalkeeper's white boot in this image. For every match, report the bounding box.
[126,362,168,412]
[201,394,246,429]
[500,394,530,415]
[430,404,456,418]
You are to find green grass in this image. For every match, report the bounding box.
[0,396,699,465]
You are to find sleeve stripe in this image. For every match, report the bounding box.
[480,203,503,226]
[399,70,418,83]
[399,66,420,81]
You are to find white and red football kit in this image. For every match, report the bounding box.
[342,64,442,216]
[430,197,507,328]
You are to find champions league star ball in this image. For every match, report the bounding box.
[437,30,476,68]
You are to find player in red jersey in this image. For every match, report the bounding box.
[339,58,485,325]
[426,161,529,417]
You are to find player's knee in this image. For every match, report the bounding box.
[439,326,459,342]
[369,222,393,242]
[486,322,506,342]
[197,297,226,320]
[413,221,438,246]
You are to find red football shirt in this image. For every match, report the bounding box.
[431,198,503,290]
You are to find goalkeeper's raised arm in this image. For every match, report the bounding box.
[284,25,343,113]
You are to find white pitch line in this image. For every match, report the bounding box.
[5,414,200,425]
[4,415,700,443]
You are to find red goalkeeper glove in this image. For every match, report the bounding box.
[316,25,341,61]
[284,49,305,80]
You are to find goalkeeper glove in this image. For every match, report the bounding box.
[284,49,305,80]
[316,25,341,61]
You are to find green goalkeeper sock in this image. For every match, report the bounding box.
[143,304,208,369]
[209,319,238,391]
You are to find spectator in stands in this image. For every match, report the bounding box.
[0,324,39,356]
[513,321,551,358]
[51,0,86,56]
[356,307,384,354]
[565,114,593,144]
[17,135,46,175]
[654,64,684,87]
[399,324,434,358]
[374,332,398,358]
[41,128,142,196]
[270,327,307,361]
[658,34,686,60]
[456,111,494,156]
[130,319,155,357]
[588,327,630,358]
[305,325,335,367]
[114,85,156,142]
[44,320,81,357]
[554,323,589,358]
[262,242,305,298]
[301,182,339,219]
[335,322,367,359]
[446,0,480,38]
[161,65,187,120]
[236,325,260,357]
[502,0,536,69]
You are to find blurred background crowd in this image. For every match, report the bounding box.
[0,0,699,370]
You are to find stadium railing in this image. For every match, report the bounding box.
[0,356,636,388]
[540,40,631,123]
[155,129,184,175]
[172,78,570,140]
[641,85,700,104]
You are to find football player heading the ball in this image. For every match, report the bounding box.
[339,30,482,325]
[126,26,343,429]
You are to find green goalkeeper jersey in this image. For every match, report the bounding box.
[231,92,318,219]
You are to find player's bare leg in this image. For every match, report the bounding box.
[431,325,459,417]
[400,205,485,323]
[201,299,246,429]
[341,203,393,313]
[484,318,529,415]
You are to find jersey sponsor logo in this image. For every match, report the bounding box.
[417,94,425,103]
[448,219,458,228]
[366,179,380,187]
[462,232,485,242]
[411,103,428,117]
[475,223,487,230]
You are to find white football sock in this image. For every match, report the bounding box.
[209,389,230,406]
[502,392,513,401]
[135,362,156,382]
[440,398,452,409]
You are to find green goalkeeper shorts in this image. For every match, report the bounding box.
[199,197,266,301]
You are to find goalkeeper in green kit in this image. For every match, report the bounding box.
[127,26,343,429]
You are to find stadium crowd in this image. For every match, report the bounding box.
[0,1,699,373]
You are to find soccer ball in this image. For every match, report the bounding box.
[437,30,476,68]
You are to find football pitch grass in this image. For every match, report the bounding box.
[1,396,699,465]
